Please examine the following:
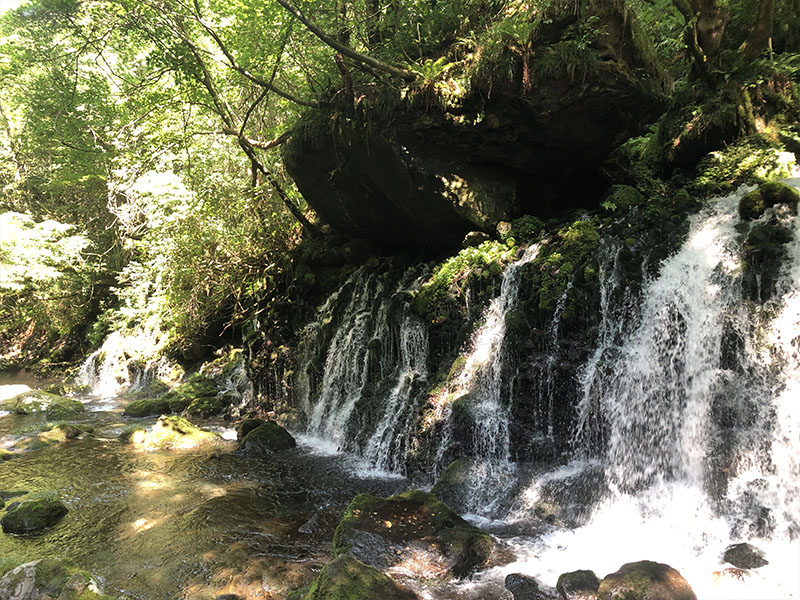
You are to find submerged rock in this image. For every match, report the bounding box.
[0,449,17,461]
[237,421,296,454]
[300,555,417,600]
[1,390,84,420]
[1,496,68,534]
[597,561,696,600]
[332,490,493,579]
[557,569,600,599]
[9,423,93,453]
[723,542,768,569]
[124,415,221,450]
[738,181,799,221]
[0,559,109,599]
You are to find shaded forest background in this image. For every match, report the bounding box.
[0,0,798,371]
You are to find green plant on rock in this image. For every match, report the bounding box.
[694,129,798,195]
[414,240,511,323]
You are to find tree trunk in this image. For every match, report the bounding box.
[740,0,775,60]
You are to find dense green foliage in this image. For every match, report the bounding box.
[0,0,798,370]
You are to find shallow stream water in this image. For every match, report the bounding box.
[0,377,405,599]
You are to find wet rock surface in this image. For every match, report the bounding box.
[723,542,768,569]
[597,561,696,600]
[557,569,600,599]
[332,490,493,579]
[1,497,68,534]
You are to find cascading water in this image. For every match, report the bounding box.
[494,184,800,599]
[297,264,429,474]
[77,318,172,399]
[441,244,540,514]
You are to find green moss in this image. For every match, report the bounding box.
[694,132,797,196]
[1,496,68,533]
[183,395,224,417]
[122,397,170,418]
[238,421,296,453]
[235,417,265,440]
[119,423,147,442]
[537,219,600,313]
[126,415,221,450]
[414,240,511,323]
[301,555,416,600]
[0,448,17,461]
[0,558,110,599]
[1,390,85,420]
[738,181,800,220]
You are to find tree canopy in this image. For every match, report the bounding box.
[0,0,797,366]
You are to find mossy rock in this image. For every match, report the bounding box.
[163,390,192,413]
[431,457,476,510]
[1,390,85,420]
[738,181,799,221]
[0,559,110,599]
[332,490,494,579]
[183,394,232,418]
[235,417,265,440]
[301,555,417,600]
[119,423,147,443]
[238,422,296,454]
[597,561,696,600]
[1,497,68,533]
[0,448,17,461]
[123,396,170,418]
[603,185,644,212]
[126,415,221,450]
[557,569,600,599]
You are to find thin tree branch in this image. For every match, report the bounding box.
[275,0,416,81]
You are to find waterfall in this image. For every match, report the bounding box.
[496,183,800,600]
[77,320,171,398]
[442,244,540,513]
[297,264,429,474]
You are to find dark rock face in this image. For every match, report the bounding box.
[723,542,769,569]
[597,561,697,600]
[332,490,493,579]
[1,497,68,534]
[282,0,666,253]
[557,570,600,599]
[300,555,418,600]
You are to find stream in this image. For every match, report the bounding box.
[0,378,405,599]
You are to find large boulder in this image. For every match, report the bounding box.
[557,570,600,599]
[1,391,84,420]
[282,0,666,252]
[299,555,417,600]
[597,561,696,600]
[738,181,799,221]
[237,422,296,454]
[0,559,109,599]
[332,490,493,579]
[1,496,68,534]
